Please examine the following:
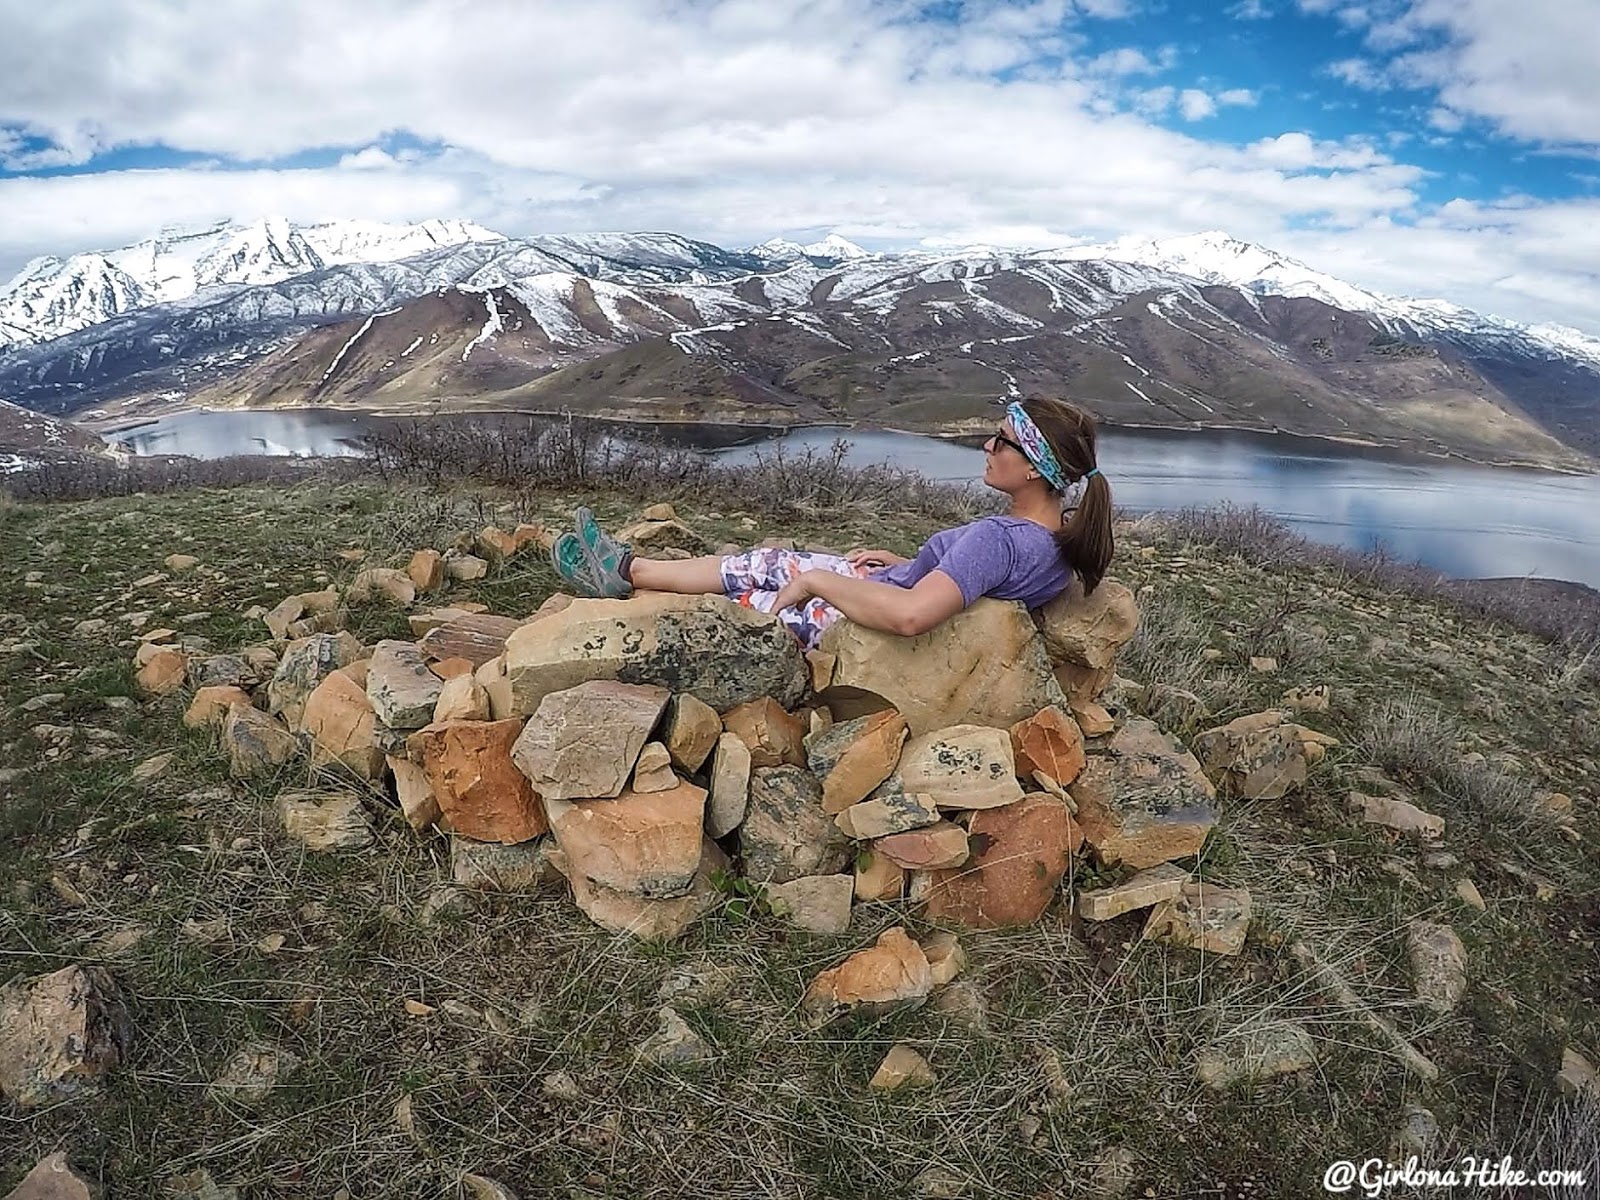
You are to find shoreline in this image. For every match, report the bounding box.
[82,400,1596,478]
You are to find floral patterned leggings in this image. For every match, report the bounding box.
[719,547,873,649]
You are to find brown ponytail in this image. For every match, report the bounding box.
[1019,396,1115,594]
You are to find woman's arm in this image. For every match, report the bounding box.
[774,568,966,638]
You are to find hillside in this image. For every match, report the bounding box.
[2,223,1598,470]
[1,460,1597,1199]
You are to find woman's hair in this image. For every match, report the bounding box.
[1019,396,1114,594]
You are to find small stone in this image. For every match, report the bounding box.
[302,671,385,781]
[542,1071,581,1101]
[207,1041,301,1106]
[460,1175,518,1200]
[722,696,806,768]
[410,719,546,844]
[1192,710,1308,800]
[131,751,176,785]
[800,926,932,1026]
[366,639,443,730]
[0,965,130,1108]
[4,1152,99,1199]
[1249,656,1278,673]
[222,706,297,778]
[661,693,722,774]
[764,874,855,934]
[931,980,987,1031]
[183,685,252,729]
[1010,706,1087,786]
[255,933,287,954]
[875,821,969,870]
[1070,718,1217,868]
[433,671,491,722]
[511,680,670,801]
[1196,1023,1317,1089]
[1282,684,1330,713]
[705,732,753,839]
[1347,791,1445,840]
[636,1006,715,1067]
[443,551,489,581]
[388,755,440,831]
[922,794,1082,928]
[632,742,677,793]
[544,780,707,897]
[276,790,375,851]
[869,1043,936,1091]
[135,648,187,696]
[1142,882,1251,955]
[1454,878,1486,911]
[1557,1047,1600,1100]
[1078,864,1189,921]
[349,567,416,606]
[165,1168,241,1200]
[407,549,444,592]
[804,709,909,813]
[451,836,561,891]
[834,787,940,839]
[740,765,852,883]
[854,850,906,901]
[894,724,1022,810]
[1069,700,1116,736]
[921,932,966,986]
[1408,920,1467,1013]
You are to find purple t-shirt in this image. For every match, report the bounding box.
[870,516,1072,609]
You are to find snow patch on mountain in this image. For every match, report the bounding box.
[459,288,503,361]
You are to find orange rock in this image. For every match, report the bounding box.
[512,523,554,553]
[1069,700,1116,737]
[429,656,476,681]
[1009,706,1086,787]
[476,526,519,562]
[409,718,545,844]
[302,672,385,781]
[721,697,805,768]
[135,648,187,697]
[543,779,707,897]
[875,822,970,871]
[923,794,1083,928]
[854,850,906,901]
[805,709,908,813]
[800,927,932,1026]
[184,685,252,729]
[407,549,444,592]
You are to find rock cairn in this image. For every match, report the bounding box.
[120,505,1341,955]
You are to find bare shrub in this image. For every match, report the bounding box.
[1160,503,1599,675]
[5,452,361,502]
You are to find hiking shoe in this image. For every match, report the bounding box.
[550,509,633,598]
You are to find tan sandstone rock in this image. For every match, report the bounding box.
[722,696,806,769]
[855,850,907,901]
[349,567,416,606]
[276,790,375,851]
[1070,718,1217,868]
[410,719,546,844]
[1348,791,1445,840]
[923,794,1082,928]
[0,965,130,1108]
[544,779,707,897]
[419,612,523,668]
[222,706,297,778]
[1192,710,1308,800]
[510,680,670,801]
[800,927,933,1026]
[365,639,443,730]
[301,671,385,781]
[407,549,444,592]
[1142,882,1251,955]
[1010,705,1087,786]
[183,685,252,729]
[894,724,1024,810]
[1408,920,1467,1013]
[1031,578,1138,701]
[870,1044,937,1091]
[135,648,187,697]
[876,821,970,871]
[705,731,753,838]
[451,837,563,892]
[388,755,440,831]
[834,787,940,839]
[661,693,721,774]
[1077,863,1189,921]
[553,840,728,941]
[503,593,808,716]
[818,599,1068,737]
[475,655,515,720]
[443,551,488,581]
[804,709,909,813]
[4,1152,100,1200]
[765,874,855,934]
[632,742,677,792]
[1196,1024,1317,1090]
[433,672,491,723]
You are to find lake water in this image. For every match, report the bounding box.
[103,409,1600,590]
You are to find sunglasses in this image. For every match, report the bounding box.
[985,429,1027,457]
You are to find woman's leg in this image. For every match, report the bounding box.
[627,555,726,594]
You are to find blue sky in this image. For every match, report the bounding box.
[2,0,1599,332]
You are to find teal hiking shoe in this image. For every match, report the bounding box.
[550,508,633,598]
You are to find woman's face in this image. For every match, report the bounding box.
[982,417,1034,493]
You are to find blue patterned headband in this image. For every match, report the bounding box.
[1005,401,1095,492]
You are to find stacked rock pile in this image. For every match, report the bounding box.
[124,504,1344,952]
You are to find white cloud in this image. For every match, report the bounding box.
[1326,57,1388,90]
[0,0,1596,335]
[1216,88,1258,107]
[1228,0,1273,18]
[1178,89,1218,120]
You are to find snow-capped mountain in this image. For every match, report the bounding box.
[3,217,1598,466]
[0,217,505,347]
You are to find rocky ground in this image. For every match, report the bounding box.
[1,476,1598,1199]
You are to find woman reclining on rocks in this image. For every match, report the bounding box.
[550,396,1114,649]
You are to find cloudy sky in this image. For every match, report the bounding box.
[2,0,1599,332]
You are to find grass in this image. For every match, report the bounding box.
[1,455,1598,1198]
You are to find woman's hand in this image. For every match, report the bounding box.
[847,547,909,568]
[771,569,820,613]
